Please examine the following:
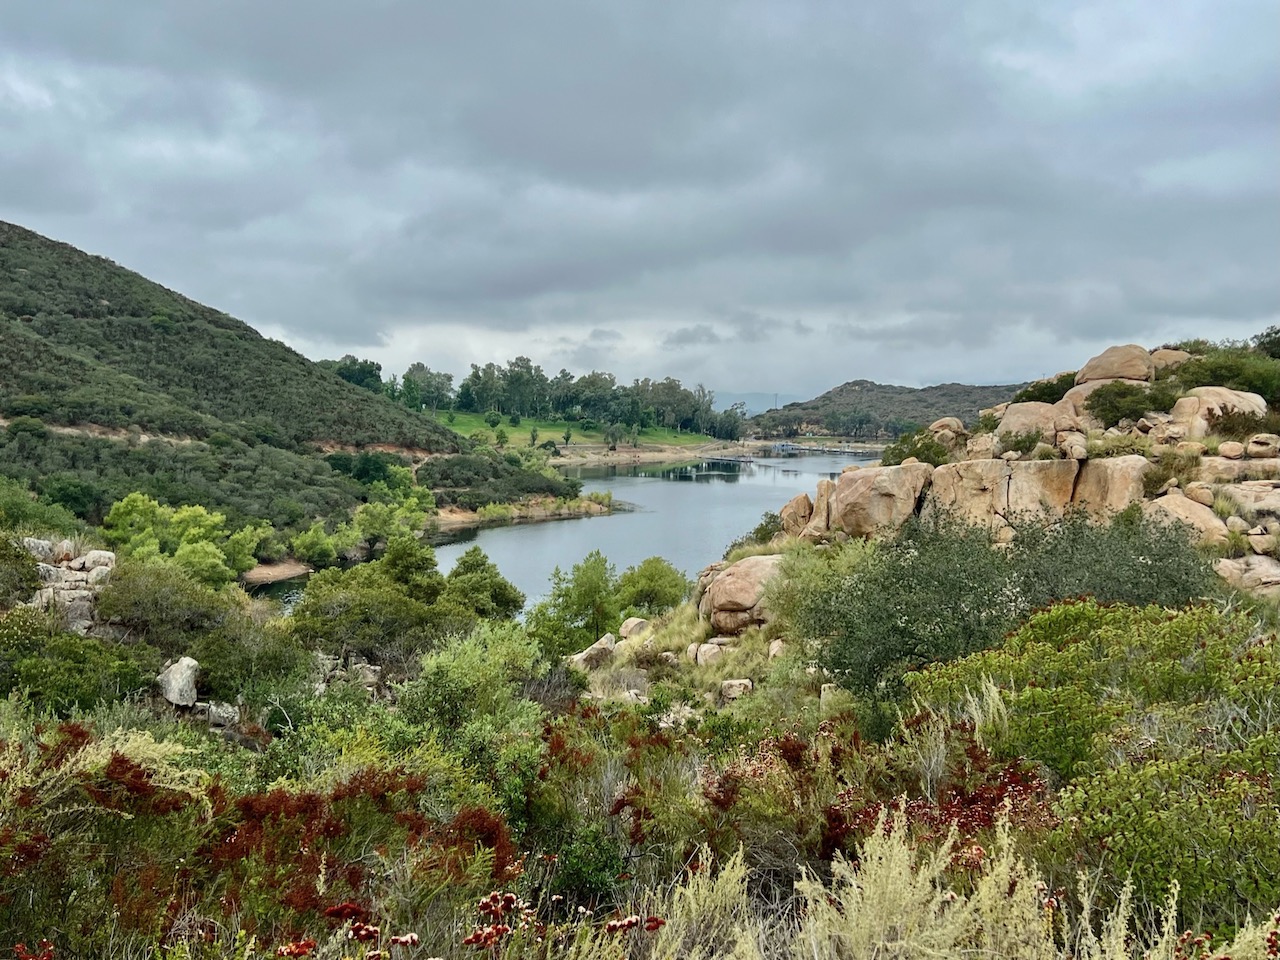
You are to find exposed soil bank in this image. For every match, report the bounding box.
[240,559,314,585]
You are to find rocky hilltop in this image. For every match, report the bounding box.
[772,342,1280,597]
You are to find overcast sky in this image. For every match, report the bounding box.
[2,1,1277,398]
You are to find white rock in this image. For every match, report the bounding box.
[157,657,200,708]
[619,617,650,640]
[82,550,116,571]
[720,679,753,701]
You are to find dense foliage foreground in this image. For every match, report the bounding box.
[2,502,1280,958]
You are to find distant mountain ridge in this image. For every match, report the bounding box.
[750,377,1025,437]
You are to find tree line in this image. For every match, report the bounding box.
[324,354,748,440]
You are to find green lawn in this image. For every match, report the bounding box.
[436,412,714,448]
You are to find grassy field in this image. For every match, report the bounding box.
[436,411,714,447]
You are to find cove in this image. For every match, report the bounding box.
[431,453,880,605]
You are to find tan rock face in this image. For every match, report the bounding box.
[704,554,782,612]
[1218,441,1246,460]
[1071,456,1150,517]
[930,417,965,433]
[801,478,836,540]
[1247,434,1280,458]
[997,402,1061,443]
[701,553,784,636]
[1007,460,1079,519]
[829,463,934,538]
[1214,554,1280,600]
[1199,457,1280,483]
[927,460,1079,527]
[1150,348,1192,372]
[1143,495,1229,546]
[1172,387,1268,439]
[927,460,1010,528]
[966,433,1001,460]
[780,493,813,537]
[1075,344,1156,384]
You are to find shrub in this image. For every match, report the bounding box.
[1142,450,1202,497]
[484,410,502,428]
[880,428,949,467]
[807,509,1213,695]
[999,429,1042,455]
[1085,381,1180,428]
[96,558,237,656]
[722,511,783,559]
[0,607,154,713]
[1205,408,1280,440]
[0,536,38,610]
[1008,506,1212,611]
[811,514,1017,692]
[0,476,80,534]
[1011,371,1076,405]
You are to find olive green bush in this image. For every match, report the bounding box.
[880,428,950,467]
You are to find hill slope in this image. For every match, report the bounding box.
[0,221,476,526]
[0,221,461,451]
[752,378,1024,437]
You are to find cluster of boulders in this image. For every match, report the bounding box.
[779,344,1280,554]
[315,652,383,696]
[21,537,118,637]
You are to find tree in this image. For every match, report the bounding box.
[331,355,383,392]
[616,557,689,616]
[563,426,573,445]
[443,546,526,620]
[529,426,539,447]
[485,410,502,429]
[527,550,619,657]
[495,427,509,448]
[404,363,455,413]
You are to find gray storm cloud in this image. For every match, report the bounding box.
[1,0,1276,395]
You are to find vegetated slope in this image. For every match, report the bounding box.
[0,220,461,451]
[752,378,1025,437]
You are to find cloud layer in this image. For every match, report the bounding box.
[3,0,1277,395]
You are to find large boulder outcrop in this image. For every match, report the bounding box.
[801,479,836,540]
[926,460,1079,530]
[1150,348,1192,373]
[780,493,813,537]
[1170,387,1267,439]
[829,462,934,538]
[1143,495,1228,547]
[1070,456,1150,517]
[698,553,784,635]
[568,634,617,672]
[1214,554,1280,600]
[997,402,1065,443]
[1075,344,1155,384]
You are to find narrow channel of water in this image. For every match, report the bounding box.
[431,454,879,605]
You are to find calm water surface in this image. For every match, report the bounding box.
[431,454,878,605]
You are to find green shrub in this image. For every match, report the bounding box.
[806,509,1212,695]
[96,558,237,656]
[811,514,1017,692]
[1205,408,1280,439]
[0,476,79,534]
[723,511,783,559]
[1008,506,1212,611]
[880,428,949,467]
[999,429,1042,455]
[0,536,38,610]
[1011,371,1076,404]
[1085,381,1180,428]
[1142,450,1202,497]
[0,607,154,713]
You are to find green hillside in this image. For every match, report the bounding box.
[0,221,461,450]
[0,221,480,526]
[752,378,1025,438]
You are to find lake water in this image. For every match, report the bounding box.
[431,453,879,605]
